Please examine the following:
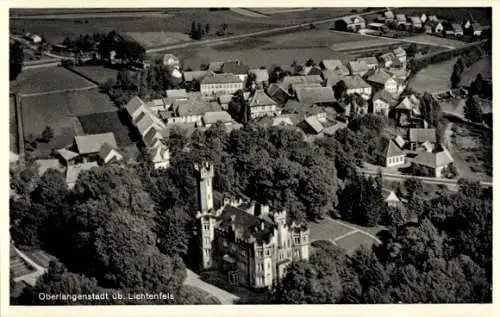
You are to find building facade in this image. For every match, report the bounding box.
[195,162,310,289]
[200,73,244,97]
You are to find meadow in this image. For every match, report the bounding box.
[78,111,135,147]
[408,58,458,93]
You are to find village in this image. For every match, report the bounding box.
[8,7,493,306]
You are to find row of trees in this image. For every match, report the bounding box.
[272,179,492,303]
[10,41,24,81]
[62,33,107,52]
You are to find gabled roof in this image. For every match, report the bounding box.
[393,46,406,56]
[248,69,269,83]
[410,16,422,25]
[384,11,395,19]
[408,128,436,143]
[166,89,188,99]
[183,70,209,82]
[209,61,225,72]
[98,143,122,162]
[203,111,233,125]
[143,127,163,148]
[373,89,394,104]
[321,59,343,70]
[357,56,379,66]
[379,52,396,63]
[367,69,393,85]
[267,83,291,103]
[281,75,323,87]
[393,135,406,149]
[452,23,464,32]
[382,188,400,201]
[395,94,421,112]
[74,133,118,155]
[322,70,348,87]
[295,86,336,104]
[322,121,347,136]
[175,96,221,117]
[396,14,407,22]
[150,143,170,163]
[383,138,405,158]
[303,115,324,134]
[66,162,98,185]
[125,96,146,120]
[344,75,371,89]
[428,15,439,22]
[249,90,278,107]
[57,148,79,162]
[412,145,454,168]
[201,73,242,85]
[348,60,370,73]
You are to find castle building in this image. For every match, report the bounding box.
[195,162,310,289]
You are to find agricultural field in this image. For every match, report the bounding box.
[250,8,314,15]
[460,56,492,86]
[450,123,492,180]
[408,58,457,94]
[78,111,135,147]
[10,8,360,46]
[440,96,492,118]
[69,65,120,84]
[20,89,116,156]
[407,34,469,49]
[10,67,96,95]
[123,31,191,49]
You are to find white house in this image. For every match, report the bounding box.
[372,90,393,117]
[344,75,372,100]
[98,143,124,165]
[248,90,281,119]
[382,138,405,168]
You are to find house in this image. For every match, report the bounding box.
[471,23,484,36]
[381,138,406,167]
[295,86,336,105]
[222,61,250,82]
[420,13,428,24]
[425,20,444,34]
[200,73,243,97]
[387,63,409,80]
[166,89,188,100]
[267,83,292,105]
[366,69,393,89]
[408,128,436,151]
[410,16,422,29]
[73,133,118,162]
[322,70,348,88]
[248,69,270,89]
[56,149,79,166]
[372,90,394,116]
[320,59,350,75]
[357,56,379,70]
[149,143,170,169]
[170,94,221,125]
[383,189,404,209]
[421,140,435,153]
[300,65,323,76]
[195,162,309,288]
[298,115,324,135]
[66,162,99,189]
[344,75,372,100]
[183,70,209,83]
[257,114,301,130]
[248,90,281,119]
[334,16,366,32]
[202,111,234,128]
[163,54,180,68]
[280,75,324,91]
[394,94,421,123]
[25,33,42,44]
[384,10,395,22]
[393,47,406,64]
[379,52,397,68]
[443,22,455,37]
[410,145,455,178]
[347,60,370,76]
[427,15,439,22]
[396,14,407,26]
[98,143,123,165]
[452,24,464,37]
[351,15,366,30]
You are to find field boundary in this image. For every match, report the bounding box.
[63,66,103,86]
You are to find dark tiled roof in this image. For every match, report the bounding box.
[383,138,405,158]
[217,205,275,244]
[408,128,436,143]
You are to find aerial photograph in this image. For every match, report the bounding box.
[8,6,492,306]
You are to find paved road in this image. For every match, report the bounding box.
[146,8,390,54]
[184,269,240,305]
[359,169,492,187]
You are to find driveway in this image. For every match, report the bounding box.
[184,269,240,305]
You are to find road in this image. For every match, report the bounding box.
[359,169,492,187]
[183,269,240,305]
[12,246,48,286]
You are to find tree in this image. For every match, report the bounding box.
[155,206,189,256]
[333,80,347,99]
[205,23,210,34]
[305,58,315,67]
[41,126,54,143]
[420,92,442,128]
[464,96,483,123]
[10,41,24,81]
[406,43,418,58]
[451,69,461,88]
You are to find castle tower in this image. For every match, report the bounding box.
[194,162,215,269]
[297,227,310,261]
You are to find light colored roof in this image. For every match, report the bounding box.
[203,111,233,125]
[98,143,119,161]
[56,148,79,162]
[10,151,19,163]
[74,133,117,155]
[35,159,64,176]
[66,162,98,185]
[136,114,159,136]
[393,135,406,148]
[150,143,169,163]
[384,11,395,19]
[348,60,370,73]
[249,90,277,107]
[249,69,269,83]
[395,94,421,111]
[422,141,435,152]
[379,52,396,63]
[218,94,233,104]
[125,96,146,119]
[303,116,324,134]
[367,69,393,85]
[201,73,242,85]
[396,14,407,22]
[174,96,221,117]
[166,89,188,99]
[357,56,379,66]
[321,59,343,70]
[344,75,371,89]
[409,128,436,143]
[382,188,399,201]
[393,47,406,56]
[183,70,209,82]
[428,15,439,22]
[281,75,323,87]
[410,16,422,24]
[323,122,346,136]
[384,139,405,158]
[295,86,336,104]
[412,145,454,168]
[209,61,224,72]
[143,127,163,148]
[322,70,348,87]
[373,89,394,104]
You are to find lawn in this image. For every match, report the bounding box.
[20,89,116,156]
[335,231,378,252]
[78,111,135,147]
[407,34,469,49]
[460,56,492,86]
[408,58,457,93]
[308,218,354,243]
[123,31,191,49]
[10,67,96,95]
[450,123,492,180]
[70,65,120,84]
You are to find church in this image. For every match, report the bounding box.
[195,162,310,289]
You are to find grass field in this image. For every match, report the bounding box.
[408,58,457,93]
[124,31,191,48]
[70,65,120,84]
[460,56,492,86]
[407,34,469,49]
[451,123,492,179]
[10,67,95,95]
[78,111,135,147]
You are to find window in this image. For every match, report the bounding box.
[265,249,270,256]
[204,249,210,256]
[302,236,307,243]
[257,264,264,272]
[203,224,209,230]
[205,237,210,244]
[294,237,300,244]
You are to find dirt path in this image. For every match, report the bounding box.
[184,269,240,305]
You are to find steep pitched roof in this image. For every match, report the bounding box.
[344,75,371,89]
[125,96,146,119]
[396,14,407,22]
[393,135,406,148]
[383,138,405,158]
[98,143,122,162]
[74,133,118,155]
[395,94,421,112]
[202,111,233,125]
[410,16,422,25]
[249,69,269,83]
[408,128,436,143]
[249,90,277,107]
[382,188,400,201]
[281,75,323,87]
[412,146,454,168]
[322,70,348,87]
[295,86,336,104]
[303,115,324,134]
[201,73,242,85]
[367,69,393,85]
[373,89,394,104]
[348,60,370,74]
[384,11,395,19]
[393,46,406,56]
[56,148,79,162]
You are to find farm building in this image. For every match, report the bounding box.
[452,24,464,37]
[344,75,372,100]
[280,75,324,90]
[222,61,250,82]
[200,73,243,97]
[334,15,366,32]
[396,14,407,26]
[394,94,421,125]
[248,69,270,89]
[298,115,325,135]
[98,143,124,165]
[393,47,407,64]
[267,83,291,105]
[347,60,370,76]
[357,56,379,70]
[322,70,348,88]
[381,138,406,168]
[248,90,281,119]
[410,145,455,178]
[72,133,119,163]
[408,128,436,151]
[295,86,336,106]
[410,16,423,29]
[171,94,221,125]
[379,52,397,68]
[320,59,350,75]
[202,111,234,128]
